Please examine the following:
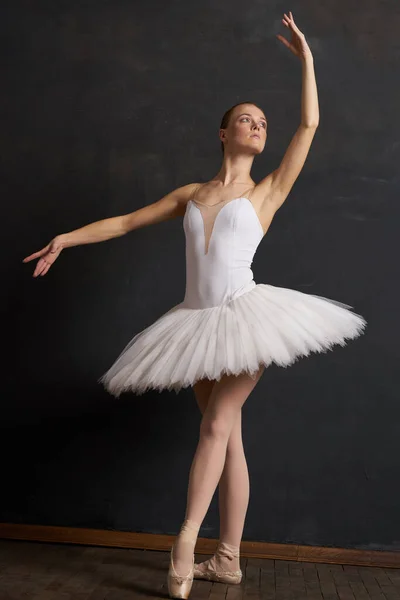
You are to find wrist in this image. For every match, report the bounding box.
[301,50,313,63]
[55,233,69,249]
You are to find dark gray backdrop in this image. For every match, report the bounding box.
[2,0,399,551]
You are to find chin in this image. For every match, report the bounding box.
[231,141,265,155]
[250,144,265,155]
[248,139,265,153]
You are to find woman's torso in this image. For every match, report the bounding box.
[182,182,267,309]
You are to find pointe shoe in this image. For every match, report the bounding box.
[167,518,199,599]
[167,545,195,599]
[194,541,242,584]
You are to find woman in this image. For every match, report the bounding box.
[23,12,366,599]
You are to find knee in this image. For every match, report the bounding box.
[200,417,231,442]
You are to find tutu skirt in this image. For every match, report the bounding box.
[99,283,367,396]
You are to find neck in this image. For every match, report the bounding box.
[213,152,255,187]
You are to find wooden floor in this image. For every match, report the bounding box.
[0,539,399,599]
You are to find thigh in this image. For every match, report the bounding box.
[193,377,216,415]
[193,378,244,449]
[203,366,265,432]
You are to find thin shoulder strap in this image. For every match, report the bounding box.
[189,183,202,202]
[242,185,256,201]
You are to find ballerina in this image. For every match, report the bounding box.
[23,11,366,599]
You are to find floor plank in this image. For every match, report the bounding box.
[0,539,399,599]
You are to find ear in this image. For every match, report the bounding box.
[219,128,226,144]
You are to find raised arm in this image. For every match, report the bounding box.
[258,12,319,211]
[23,183,196,277]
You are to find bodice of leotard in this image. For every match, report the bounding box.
[182,190,264,309]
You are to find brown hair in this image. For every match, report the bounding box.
[219,101,265,153]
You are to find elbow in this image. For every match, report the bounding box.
[120,212,139,236]
[118,215,131,236]
[302,120,319,129]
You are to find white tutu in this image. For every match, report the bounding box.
[99,283,367,397]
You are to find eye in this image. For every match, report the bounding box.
[240,117,266,128]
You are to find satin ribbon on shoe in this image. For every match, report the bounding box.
[193,541,242,584]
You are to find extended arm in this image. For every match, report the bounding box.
[258,12,319,211]
[23,183,195,277]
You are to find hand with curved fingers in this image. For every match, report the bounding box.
[276,11,312,59]
[22,237,63,277]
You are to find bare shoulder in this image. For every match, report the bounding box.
[129,183,201,231]
[149,182,200,222]
[171,182,202,217]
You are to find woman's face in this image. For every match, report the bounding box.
[221,104,267,155]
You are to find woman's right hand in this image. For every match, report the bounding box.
[22,236,64,277]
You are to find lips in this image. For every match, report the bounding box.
[250,134,260,139]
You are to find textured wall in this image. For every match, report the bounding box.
[2,0,399,551]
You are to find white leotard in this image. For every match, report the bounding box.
[182,186,264,309]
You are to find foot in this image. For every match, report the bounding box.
[168,548,194,599]
[195,541,241,575]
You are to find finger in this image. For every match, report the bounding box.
[40,263,51,276]
[23,248,47,263]
[287,15,301,33]
[33,262,41,277]
[276,34,291,48]
[33,258,46,278]
[277,36,298,55]
[37,263,48,277]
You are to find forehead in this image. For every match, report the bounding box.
[233,105,266,121]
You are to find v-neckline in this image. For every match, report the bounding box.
[189,196,264,255]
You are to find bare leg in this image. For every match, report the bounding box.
[172,367,264,577]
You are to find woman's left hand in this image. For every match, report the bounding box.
[276,11,312,60]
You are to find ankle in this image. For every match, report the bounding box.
[214,541,241,571]
[181,518,201,534]
[178,518,200,544]
[216,541,240,558]
[173,518,200,555]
